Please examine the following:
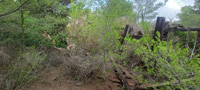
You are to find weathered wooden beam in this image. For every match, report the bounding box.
[166,28,200,32]
[154,17,166,41]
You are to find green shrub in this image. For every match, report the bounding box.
[53,32,67,48]
[124,33,200,89]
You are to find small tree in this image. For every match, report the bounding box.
[132,0,168,21]
[179,1,200,28]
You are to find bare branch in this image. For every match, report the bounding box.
[0,0,30,18]
[190,32,198,59]
[139,77,195,89]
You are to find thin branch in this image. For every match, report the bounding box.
[139,77,195,89]
[190,33,198,59]
[0,0,30,18]
[164,56,184,88]
[37,0,55,9]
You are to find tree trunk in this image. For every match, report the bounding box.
[20,0,25,52]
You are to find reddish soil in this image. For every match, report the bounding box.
[24,66,133,90]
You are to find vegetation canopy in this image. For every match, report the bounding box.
[0,0,199,90]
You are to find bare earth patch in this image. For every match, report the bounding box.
[24,65,127,90]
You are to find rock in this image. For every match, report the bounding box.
[119,25,144,40]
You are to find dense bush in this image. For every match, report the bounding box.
[1,0,200,89]
[65,0,137,82]
[123,30,200,89]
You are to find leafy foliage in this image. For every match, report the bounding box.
[179,1,200,28]
[1,0,199,90]
[0,0,69,47]
[179,6,200,28]
[123,25,200,89]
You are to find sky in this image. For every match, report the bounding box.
[157,0,195,21]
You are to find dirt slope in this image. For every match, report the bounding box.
[25,66,127,90]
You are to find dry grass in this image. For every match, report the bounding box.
[0,46,46,90]
[0,46,12,89]
[64,51,110,82]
